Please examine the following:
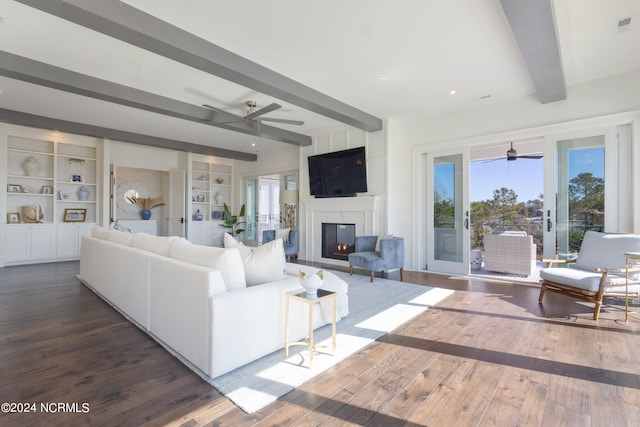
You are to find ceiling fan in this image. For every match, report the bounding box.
[505,142,543,161]
[202,100,304,127]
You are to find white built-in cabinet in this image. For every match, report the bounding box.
[3,134,99,265]
[188,156,233,247]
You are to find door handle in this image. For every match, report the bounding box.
[547,218,552,232]
[181,217,184,224]
[464,211,469,230]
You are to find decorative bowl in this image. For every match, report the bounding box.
[298,270,324,298]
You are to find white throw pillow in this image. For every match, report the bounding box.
[170,238,246,291]
[275,228,291,244]
[131,233,178,257]
[375,234,394,252]
[224,233,286,286]
[107,229,134,246]
[91,225,109,240]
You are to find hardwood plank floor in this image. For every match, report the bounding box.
[1,261,639,426]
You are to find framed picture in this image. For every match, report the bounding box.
[41,185,53,194]
[7,184,22,193]
[63,208,87,223]
[59,191,70,200]
[7,212,20,224]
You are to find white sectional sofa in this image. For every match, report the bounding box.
[79,226,349,379]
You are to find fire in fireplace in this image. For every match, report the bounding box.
[322,223,356,260]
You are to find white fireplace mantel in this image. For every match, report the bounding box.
[301,196,379,265]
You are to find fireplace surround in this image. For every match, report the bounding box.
[301,196,379,265]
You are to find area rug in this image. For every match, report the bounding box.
[210,270,454,414]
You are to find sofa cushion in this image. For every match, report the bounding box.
[170,239,246,291]
[131,233,179,257]
[224,233,286,286]
[91,225,109,240]
[575,231,640,279]
[540,267,627,293]
[107,229,134,246]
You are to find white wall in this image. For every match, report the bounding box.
[390,70,640,270]
[296,126,387,261]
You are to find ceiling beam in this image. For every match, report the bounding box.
[500,0,566,104]
[0,108,257,161]
[16,0,384,132]
[0,51,312,147]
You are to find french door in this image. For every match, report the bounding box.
[426,149,470,274]
[542,127,618,259]
[244,176,280,246]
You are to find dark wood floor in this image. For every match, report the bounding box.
[1,261,639,427]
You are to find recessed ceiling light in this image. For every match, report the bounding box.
[449,90,457,95]
[251,143,256,147]
[377,76,390,80]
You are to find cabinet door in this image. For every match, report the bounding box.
[5,226,29,263]
[57,225,79,258]
[30,226,56,260]
[137,220,157,235]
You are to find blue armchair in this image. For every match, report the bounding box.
[348,235,404,282]
[262,229,299,262]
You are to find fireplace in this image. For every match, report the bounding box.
[322,223,356,260]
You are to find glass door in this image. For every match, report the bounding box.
[427,149,470,274]
[543,127,617,259]
[244,178,258,246]
[258,177,280,243]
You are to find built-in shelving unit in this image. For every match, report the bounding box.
[3,134,99,265]
[188,156,233,246]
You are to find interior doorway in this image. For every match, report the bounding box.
[244,171,298,246]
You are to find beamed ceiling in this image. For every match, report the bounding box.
[0,0,638,160]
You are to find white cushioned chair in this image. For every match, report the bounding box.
[539,231,640,320]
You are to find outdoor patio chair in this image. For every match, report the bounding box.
[483,231,537,276]
[539,231,640,320]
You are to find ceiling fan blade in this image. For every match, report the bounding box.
[202,104,229,114]
[258,117,305,126]
[517,154,544,159]
[245,102,281,120]
[202,104,243,124]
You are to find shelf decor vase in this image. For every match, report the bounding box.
[215,192,224,204]
[78,186,89,201]
[23,157,40,176]
[140,209,152,220]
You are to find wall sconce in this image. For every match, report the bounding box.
[280,189,298,229]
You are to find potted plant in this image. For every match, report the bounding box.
[126,195,165,220]
[220,203,246,237]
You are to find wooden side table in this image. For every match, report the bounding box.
[284,288,337,368]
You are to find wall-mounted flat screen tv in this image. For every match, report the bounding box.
[308,147,367,198]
